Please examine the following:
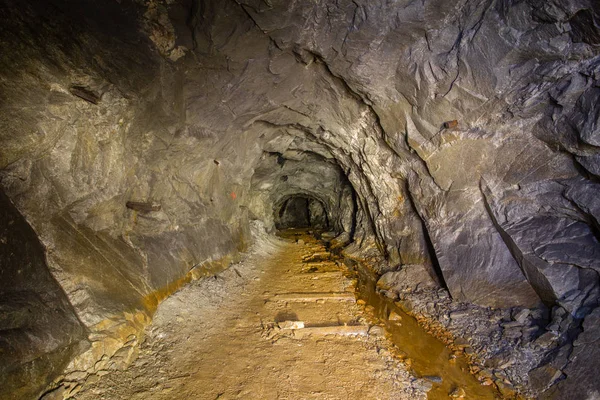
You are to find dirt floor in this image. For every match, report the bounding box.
[73,230,428,400]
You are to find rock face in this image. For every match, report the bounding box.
[377,265,439,298]
[0,0,599,398]
[0,190,88,399]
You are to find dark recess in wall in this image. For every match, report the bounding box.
[0,189,89,399]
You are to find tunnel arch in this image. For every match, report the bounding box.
[1,0,599,398]
[274,194,330,231]
[248,150,357,235]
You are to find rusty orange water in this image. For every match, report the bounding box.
[356,269,502,399]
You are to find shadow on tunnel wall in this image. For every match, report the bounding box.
[0,189,89,399]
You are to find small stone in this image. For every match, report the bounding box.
[449,310,470,320]
[388,311,402,321]
[297,239,305,245]
[278,320,305,330]
[449,387,466,398]
[522,325,540,340]
[498,359,515,369]
[280,320,304,330]
[356,299,366,305]
[412,378,433,392]
[559,313,574,331]
[534,331,559,349]
[530,309,546,320]
[547,323,560,332]
[503,327,522,339]
[552,306,567,319]
[443,120,459,129]
[425,302,435,313]
[502,321,523,328]
[477,369,494,380]
[377,347,390,356]
[513,308,530,323]
[368,325,385,337]
[494,370,508,380]
[424,375,442,383]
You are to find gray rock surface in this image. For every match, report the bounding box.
[377,265,439,298]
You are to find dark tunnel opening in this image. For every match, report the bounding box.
[275,196,329,231]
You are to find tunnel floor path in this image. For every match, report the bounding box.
[73,229,426,400]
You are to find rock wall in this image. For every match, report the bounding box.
[0,0,256,394]
[1,0,599,398]
[0,189,88,399]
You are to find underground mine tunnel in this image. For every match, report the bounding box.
[1,0,600,399]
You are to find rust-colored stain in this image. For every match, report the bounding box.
[443,119,458,129]
[344,251,512,400]
[230,191,237,200]
[143,274,193,314]
[142,255,238,314]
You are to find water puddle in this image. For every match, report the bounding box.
[354,266,503,399]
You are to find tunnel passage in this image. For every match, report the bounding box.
[248,151,356,236]
[1,0,600,398]
[275,196,329,230]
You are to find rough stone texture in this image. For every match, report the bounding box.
[0,189,88,399]
[545,306,600,399]
[0,0,253,394]
[377,265,439,298]
[1,0,600,398]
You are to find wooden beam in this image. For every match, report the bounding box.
[69,86,101,104]
[126,201,161,212]
[443,120,458,129]
[293,325,369,338]
[269,292,355,302]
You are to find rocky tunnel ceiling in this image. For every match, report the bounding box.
[0,0,599,398]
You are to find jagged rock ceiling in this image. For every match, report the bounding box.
[0,0,599,398]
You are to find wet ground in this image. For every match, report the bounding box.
[73,229,501,399]
[354,266,501,399]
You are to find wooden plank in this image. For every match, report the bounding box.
[302,271,343,279]
[302,253,331,263]
[126,201,161,212]
[294,325,369,338]
[270,292,355,302]
[69,86,101,104]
